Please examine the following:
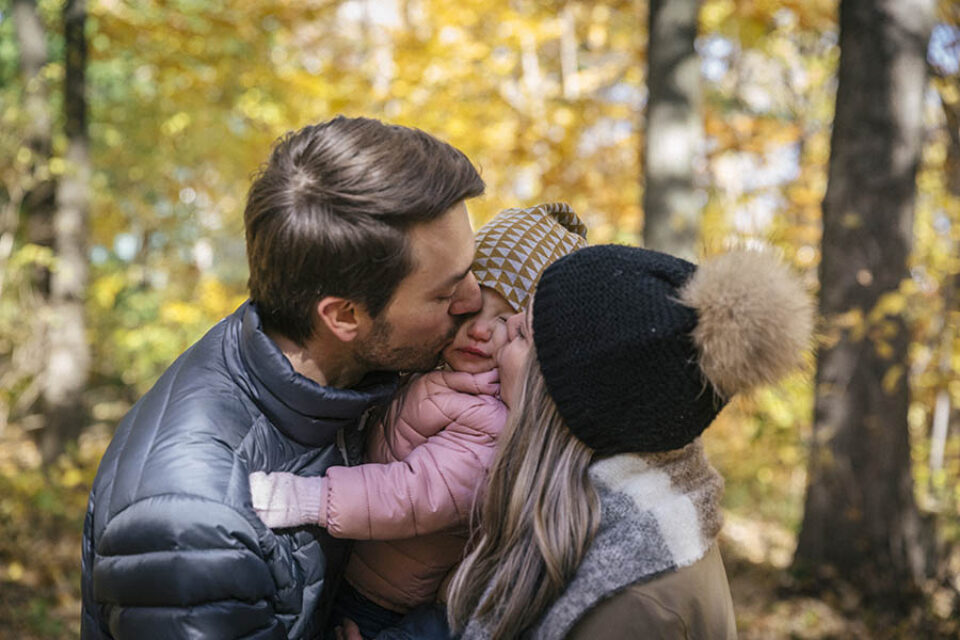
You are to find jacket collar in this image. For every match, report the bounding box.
[530,443,723,640]
[237,301,399,448]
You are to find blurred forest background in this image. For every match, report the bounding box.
[1,0,959,637]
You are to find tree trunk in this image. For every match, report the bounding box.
[794,0,937,608]
[39,0,91,463]
[12,0,55,291]
[641,0,702,261]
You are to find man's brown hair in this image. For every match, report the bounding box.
[244,116,485,344]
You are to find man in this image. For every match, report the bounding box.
[80,116,484,639]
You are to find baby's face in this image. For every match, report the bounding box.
[442,287,515,374]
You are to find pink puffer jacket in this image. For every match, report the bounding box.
[320,368,507,613]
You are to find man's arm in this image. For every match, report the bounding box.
[92,494,286,639]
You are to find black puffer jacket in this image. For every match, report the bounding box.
[81,302,398,639]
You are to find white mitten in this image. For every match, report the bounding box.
[248,471,326,529]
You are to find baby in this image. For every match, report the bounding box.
[249,202,588,639]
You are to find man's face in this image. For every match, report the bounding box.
[355,201,482,372]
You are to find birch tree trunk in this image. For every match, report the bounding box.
[12,0,55,291]
[641,0,702,261]
[794,0,937,608]
[40,0,91,462]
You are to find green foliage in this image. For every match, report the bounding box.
[706,372,815,531]
[89,264,245,392]
[0,428,103,639]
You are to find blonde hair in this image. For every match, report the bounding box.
[446,353,600,638]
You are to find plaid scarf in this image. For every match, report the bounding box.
[461,439,723,640]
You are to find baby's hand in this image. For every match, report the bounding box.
[248,471,325,529]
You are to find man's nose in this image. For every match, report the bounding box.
[449,272,482,316]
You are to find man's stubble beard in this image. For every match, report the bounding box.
[355,314,462,373]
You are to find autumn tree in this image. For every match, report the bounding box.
[41,0,91,462]
[11,0,55,286]
[794,0,937,606]
[641,0,703,260]
[926,3,960,493]
[10,0,91,462]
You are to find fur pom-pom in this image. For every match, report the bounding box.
[679,251,813,398]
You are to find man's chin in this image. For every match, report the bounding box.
[360,346,444,375]
[401,352,445,373]
[355,321,454,374]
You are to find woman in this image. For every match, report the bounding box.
[445,244,813,639]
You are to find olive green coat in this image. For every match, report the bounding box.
[567,544,737,639]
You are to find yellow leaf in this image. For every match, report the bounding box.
[92,273,126,310]
[940,83,959,106]
[833,308,865,341]
[61,468,84,488]
[162,112,192,136]
[160,301,204,326]
[105,128,124,148]
[6,562,24,582]
[554,107,575,127]
[899,279,919,295]
[882,365,904,393]
[587,23,607,48]
[701,0,736,31]
[16,146,32,165]
[739,18,768,48]
[789,185,824,208]
[874,340,893,360]
[12,243,55,269]
[868,292,907,323]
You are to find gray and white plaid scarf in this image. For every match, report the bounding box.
[461,439,724,640]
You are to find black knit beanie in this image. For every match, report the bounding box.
[533,244,812,455]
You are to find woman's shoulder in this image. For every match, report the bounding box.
[566,545,737,640]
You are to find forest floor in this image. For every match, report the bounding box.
[721,512,960,639]
[0,422,957,640]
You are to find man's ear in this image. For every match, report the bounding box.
[315,297,364,343]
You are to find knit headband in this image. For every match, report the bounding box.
[472,202,588,313]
